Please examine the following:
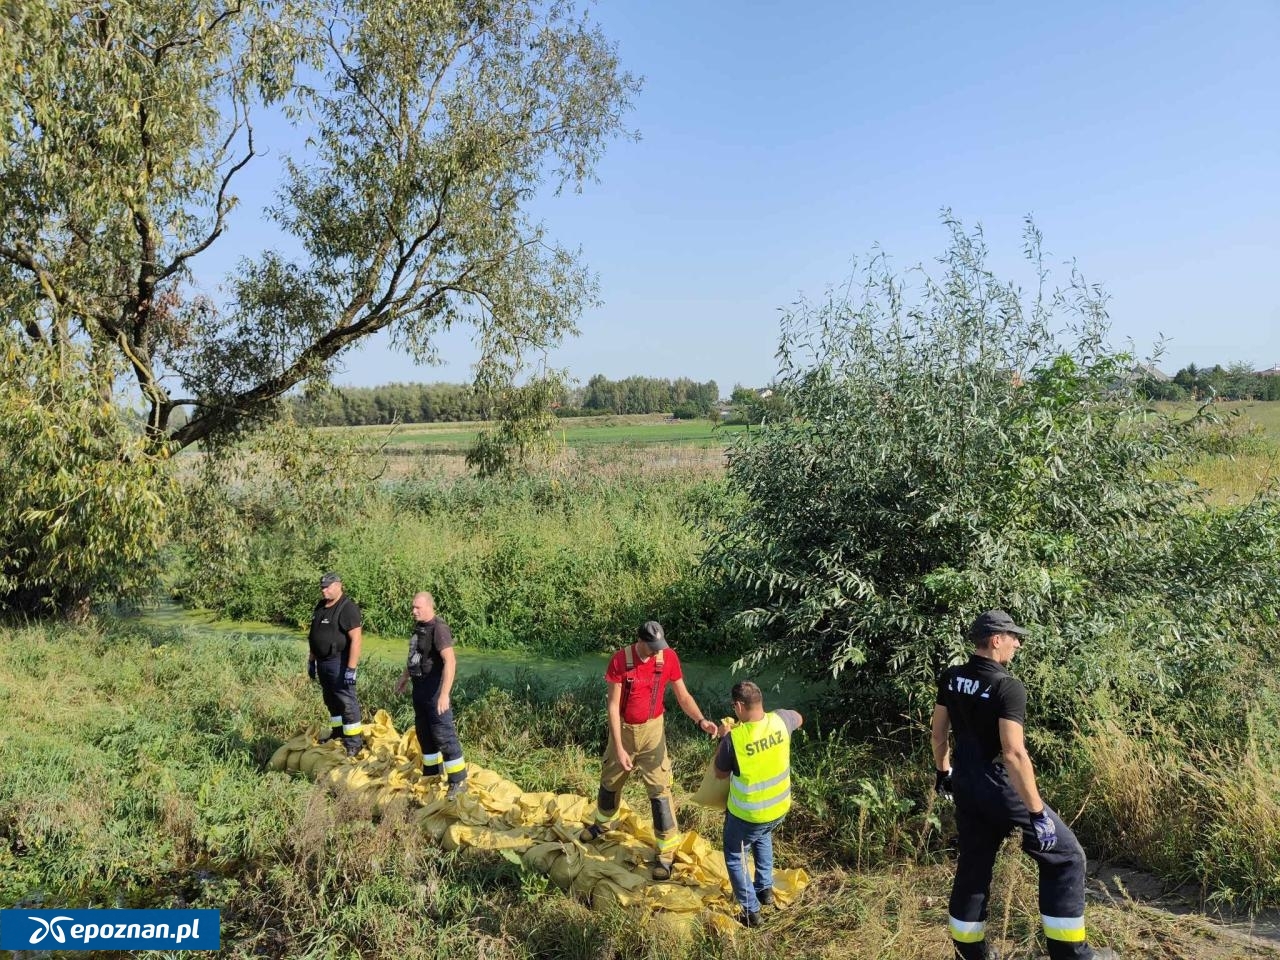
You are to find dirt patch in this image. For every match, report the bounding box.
[1091,862,1280,957]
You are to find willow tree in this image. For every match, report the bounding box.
[1,0,638,450]
[704,218,1280,736]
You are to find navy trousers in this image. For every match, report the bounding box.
[411,673,467,784]
[315,656,362,744]
[949,763,1092,960]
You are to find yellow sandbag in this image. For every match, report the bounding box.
[443,822,534,854]
[298,748,328,776]
[689,754,729,810]
[398,726,421,762]
[268,744,291,770]
[503,791,559,830]
[770,867,810,905]
[522,841,567,873]
[274,713,810,925]
[643,882,706,913]
[548,844,581,890]
[419,811,452,843]
[572,855,647,903]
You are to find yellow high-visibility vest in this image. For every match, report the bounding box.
[727,711,791,823]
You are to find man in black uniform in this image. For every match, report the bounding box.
[307,572,364,756]
[395,591,468,799]
[932,610,1117,960]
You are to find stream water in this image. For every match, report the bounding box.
[135,602,823,705]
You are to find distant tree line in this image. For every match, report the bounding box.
[289,375,721,426]
[1138,363,1280,402]
[291,383,489,426]
[566,375,720,418]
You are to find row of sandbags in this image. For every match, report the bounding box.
[268,710,809,931]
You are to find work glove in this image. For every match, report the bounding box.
[934,768,953,801]
[342,666,358,688]
[1030,809,1057,852]
[307,660,317,681]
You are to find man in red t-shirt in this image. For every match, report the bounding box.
[580,620,719,880]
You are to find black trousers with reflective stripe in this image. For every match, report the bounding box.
[412,673,466,783]
[316,657,361,732]
[951,764,1091,960]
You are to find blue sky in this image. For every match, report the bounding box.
[199,1,1280,393]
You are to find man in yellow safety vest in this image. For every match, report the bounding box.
[714,680,803,927]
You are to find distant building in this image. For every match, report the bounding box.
[1129,363,1171,383]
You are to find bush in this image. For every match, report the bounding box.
[703,217,1280,735]
[0,335,175,616]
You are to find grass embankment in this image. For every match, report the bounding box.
[177,471,743,658]
[3,621,1277,958]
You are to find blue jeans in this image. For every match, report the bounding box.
[723,811,781,912]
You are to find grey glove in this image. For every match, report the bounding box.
[934,768,953,801]
[1030,809,1057,852]
[342,666,358,688]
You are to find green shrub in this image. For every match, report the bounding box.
[0,335,175,615]
[703,217,1280,735]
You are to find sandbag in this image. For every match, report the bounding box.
[268,744,291,770]
[689,754,729,810]
[271,710,809,925]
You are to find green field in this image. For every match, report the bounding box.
[327,413,750,452]
[1155,399,1280,437]
[337,402,1280,453]
[1155,401,1280,504]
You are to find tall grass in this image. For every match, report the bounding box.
[3,618,1277,958]
[1072,714,1280,913]
[175,468,745,659]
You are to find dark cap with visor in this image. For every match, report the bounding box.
[637,620,669,650]
[967,609,1028,642]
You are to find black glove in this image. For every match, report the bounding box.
[307,660,317,681]
[1030,809,1057,852]
[343,666,358,688]
[934,768,953,801]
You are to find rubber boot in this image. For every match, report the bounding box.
[580,786,619,842]
[650,795,677,880]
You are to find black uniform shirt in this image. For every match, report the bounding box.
[936,655,1027,766]
[410,616,454,678]
[308,595,362,660]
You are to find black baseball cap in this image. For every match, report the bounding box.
[968,609,1028,641]
[320,572,342,588]
[637,620,669,650]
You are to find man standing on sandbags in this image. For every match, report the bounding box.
[713,680,803,928]
[395,591,468,799]
[932,609,1118,960]
[580,620,719,880]
[306,572,364,756]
